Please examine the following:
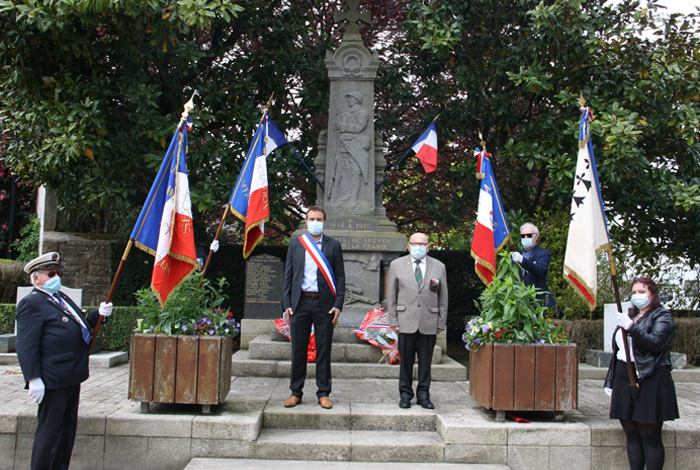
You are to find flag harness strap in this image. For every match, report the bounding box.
[299,233,336,297]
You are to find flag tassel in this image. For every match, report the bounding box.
[198,205,229,288]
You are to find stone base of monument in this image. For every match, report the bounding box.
[585,349,687,370]
[240,319,447,358]
[232,326,465,382]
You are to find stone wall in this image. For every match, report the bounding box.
[42,231,117,306]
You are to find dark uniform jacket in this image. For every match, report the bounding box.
[518,245,556,307]
[15,289,100,389]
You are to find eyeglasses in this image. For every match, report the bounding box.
[409,242,428,247]
[43,271,63,278]
[520,233,535,239]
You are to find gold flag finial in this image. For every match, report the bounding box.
[182,91,196,119]
[260,93,275,122]
[478,131,487,153]
[578,91,586,108]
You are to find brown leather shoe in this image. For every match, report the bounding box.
[318,396,333,409]
[284,396,302,408]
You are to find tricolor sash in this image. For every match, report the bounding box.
[299,233,337,297]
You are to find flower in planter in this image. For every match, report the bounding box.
[463,251,569,351]
[134,273,240,337]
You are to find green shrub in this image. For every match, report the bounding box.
[0,260,27,303]
[674,318,700,367]
[0,304,15,334]
[97,306,141,352]
[9,215,39,264]
[565,319,604,362]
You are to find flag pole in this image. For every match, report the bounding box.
[476,132,515,252]
[578,92,637,395]
[375,114,440,192]
[285,141,325,192]
[89,93,196,353]
[198,94,274,285]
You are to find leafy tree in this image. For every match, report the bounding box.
[376,0,700,271]
[0,0,341,240]
[1,0,698,280]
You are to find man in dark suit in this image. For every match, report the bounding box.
[387,232,448,409]
[282,206,345,409]
[511,222,556,307]
[15,252,112,470]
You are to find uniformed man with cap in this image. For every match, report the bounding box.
[15,252,113,470]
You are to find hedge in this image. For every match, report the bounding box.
[2,303,699,366]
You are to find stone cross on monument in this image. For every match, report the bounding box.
[311,0,407,326]
[334,0,371,38]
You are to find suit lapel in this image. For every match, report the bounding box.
[44,291,85,327]
[423,256,433,286]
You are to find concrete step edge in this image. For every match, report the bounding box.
[184,458,511,470]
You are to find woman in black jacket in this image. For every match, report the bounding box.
[605,277,679,470]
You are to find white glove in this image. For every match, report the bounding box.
[210,240,220,252]
[511,252,523,263]
[615,312,633,330]
[604,387,613,397]
[28,378,45,404]
[99,302,113,317]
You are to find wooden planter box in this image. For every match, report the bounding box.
[128,333,233,413]
[469,343,578,419]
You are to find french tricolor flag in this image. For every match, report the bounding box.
[130,119,197,306]
[470,149,510,285]
[229,115,288,258]
[410,122,438,173]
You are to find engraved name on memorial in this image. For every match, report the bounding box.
[244,254,284,319]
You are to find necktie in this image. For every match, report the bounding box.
[415,260,423,288]
[55,294,91,344]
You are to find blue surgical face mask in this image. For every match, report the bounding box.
[631,293,650,309]
[521,238,534,249]
[410,245,427,260]
[307,220,324,236]
[43,275,62,295]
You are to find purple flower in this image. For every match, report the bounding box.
[208,329,215,335]
[475,338,481,344]
[182,325,188,332]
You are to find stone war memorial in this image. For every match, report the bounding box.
[241,0,410,346]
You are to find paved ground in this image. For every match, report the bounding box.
[2,361,699,426]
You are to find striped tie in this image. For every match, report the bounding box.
[55,295,91,344]
[415,260,423,288]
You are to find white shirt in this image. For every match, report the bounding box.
[412,256,426,281]
[615,327,635,363]
[301,235,323,293]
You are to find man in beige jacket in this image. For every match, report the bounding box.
[387,232,448,409]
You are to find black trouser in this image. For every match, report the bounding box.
[32,385,81,470]
[398,331,436,401]
[289,295,334,399]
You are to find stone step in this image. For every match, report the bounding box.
[262,402,437,431]
[254,429,444,462]
[231,350,467,382]
[184,458,511,470]
[251,335,442,363]
[270,326,378,344]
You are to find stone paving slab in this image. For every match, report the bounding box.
[1,362,699,469]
